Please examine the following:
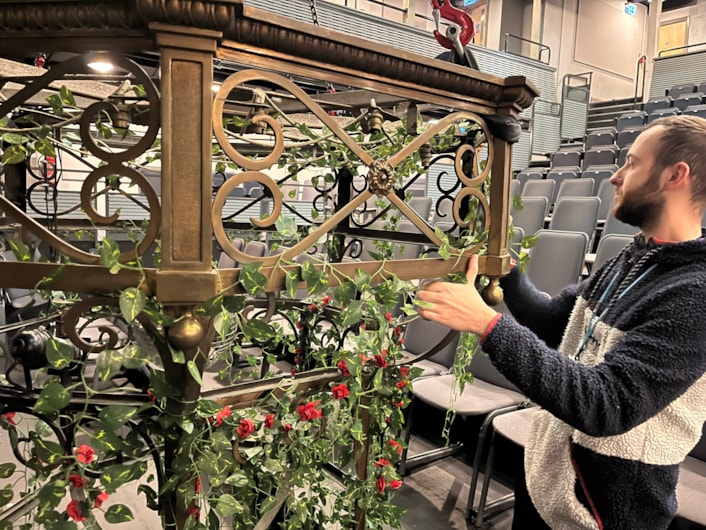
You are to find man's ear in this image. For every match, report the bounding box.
[665,161,691,189]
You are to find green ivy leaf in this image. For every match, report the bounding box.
[354,268,371,290]
[222,295,246,313]
[187,360,202,385]
[168,343,185,364]
[119,287,146,322]
[238,262,267,295]
[37,480,67,514]
[224,470,249,487]
[91,427,126,455]
[285,270,299,298]
[340,301,363,328]
[0,485,12,508]
[301,261,327,295]
[121,344,150,369]
[0,463,15,479]
[213,308,231,341]
[33,137,55,157]
[216,494,244,517]
[101,461,147,494]
[8,239,31,261]
[99,405,139,431]
[30,433,65,465]
[34,381,70,413]
[59,85,76,107]
[96,349,123,381]
[46,94,64,115]
[275,215,298,238]
[99,238,121,270]
[197,294,224,317]
[0,145,26,164]
[334,281,356,307]
[207,510,220,530]
[104,504,134,524]
[1,132,25,145]
[46,338,75,369]
[243,319,275,342]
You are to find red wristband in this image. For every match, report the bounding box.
[480,313,502,346]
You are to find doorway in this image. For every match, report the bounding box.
[658,18,688,57]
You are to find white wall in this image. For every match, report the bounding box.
[543,0,646,102]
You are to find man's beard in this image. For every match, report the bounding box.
[613,169,664,228]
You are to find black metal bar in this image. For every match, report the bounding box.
[503,33,551,65]
[634,55,647,110]
[657,41,706,58]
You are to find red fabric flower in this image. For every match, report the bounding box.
[297,400,323,421]
[75,444,95,465]
[213,406,232,428]
[390,479,403,490]
[322,295,331,306]
[396,380,407,389]
[236,418,255,439]
[376,476,387,494]
[94,491,109,508]
[385,312,392,323]
[309,303,319,312]
[296,321,303,330]
[68,474,87,488]
[392,326,401,337]
[66,499,86,522]
[1,412,16,426]
[195,476,201,494]
[375,458,392,467]
[282,423,293,434]
[331,383,350,400]
[388,439,404,455]
[187,505,200,520]
[337,360,350,377]
[374,355,388,369]
[147,389,157,404]
[399,366,409,379]
[264,413,275,429]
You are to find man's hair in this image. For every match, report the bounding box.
[647,115,706,205]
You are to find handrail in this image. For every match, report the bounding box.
[366,0,408,14]
[634,55,647,110]
[658,41,706,58]
[503,33,551,65]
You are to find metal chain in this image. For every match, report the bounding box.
[308,0,319,26]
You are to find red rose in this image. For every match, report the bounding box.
[187,505,200,520]
[1,412,16,426]
[75,444,95,465]
[322,295,331,306]
[331,383,350,400]
[375,458,391,467]
[297,400,323,421]
[399,366,409,379]
[68,474,87,488]
[393,401,405,408]
[147,389,157,404]
[376,476,387,494]
[214,406,232,428]
[296,321,304,330]
[398,338,405,345]
[388,439,403,455]
[309,303,318,312]
[94,491,109,508]
[337,360,350,377]
[282,423,292,434]
[385,312,392,323]
[264,413,275,429]
[396,380,407,389]
[390,479,403,490]
[195,476,201,494]
[393,326,401,336]
[374,355,388,369]
[236,418,256,439]
[66,499,86,522]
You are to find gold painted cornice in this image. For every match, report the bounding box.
[0,0,538,115]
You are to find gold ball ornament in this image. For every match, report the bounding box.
[167,316,205,350]
[481,279,504,306]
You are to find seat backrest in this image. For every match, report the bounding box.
[585,129,616,150]
[511,196,548,236]
[648,107,680,124]
[668,83,697,98]
[509,179,521,199]
[238,240,267,265]
[404,316,460,369]
[596,178,616,222]
[393,220,424,260]
[674,92,704,111]
[409,196,432,222]
[431,197,454,226]
[527,229,589,296]
[616,111,646,132]
[515,170,543,192]
[593,234,633,270]
[551,150,582,169]
[582,168,614,195]
[584,147,617,168]
[548,196,600,241]
[556,178,594,200]
[617,127,645,149]
[643,97,673,115]
[683,104,706,119]
[521,179,555,210]
[546,170,578,204]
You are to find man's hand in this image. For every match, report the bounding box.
[416,254,498,335]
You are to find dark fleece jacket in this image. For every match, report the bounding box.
[482,233,706,529]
